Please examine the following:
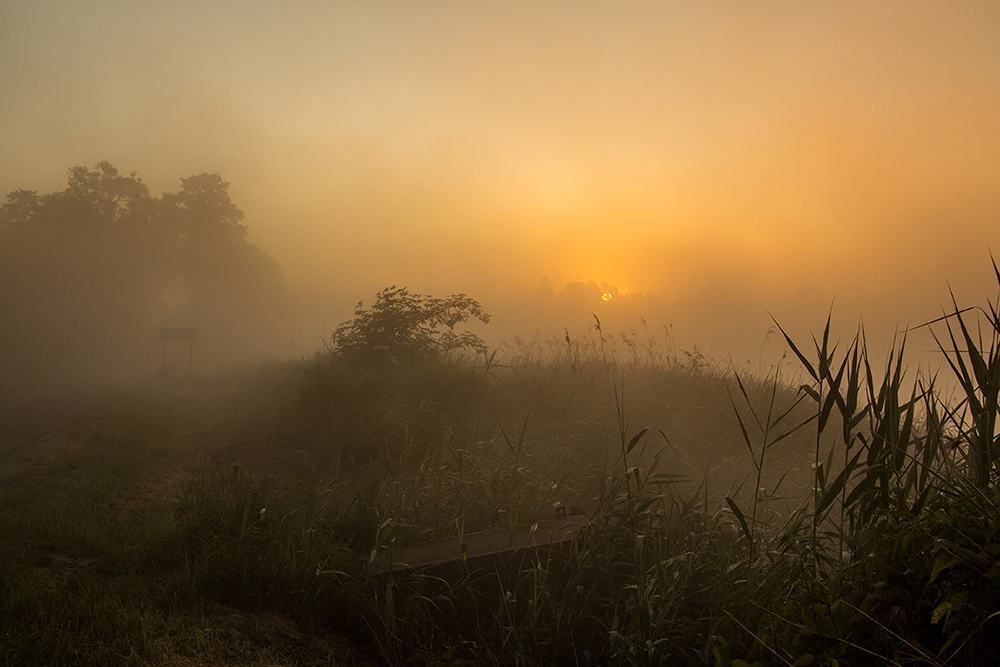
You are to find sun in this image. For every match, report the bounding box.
[598,281,621,302]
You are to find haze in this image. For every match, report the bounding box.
[4,1,1000,373]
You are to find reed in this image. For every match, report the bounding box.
[5,265,1000,665]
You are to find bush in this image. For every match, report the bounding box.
[331,286,490,364]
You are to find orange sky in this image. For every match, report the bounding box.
[3,1,1000,365]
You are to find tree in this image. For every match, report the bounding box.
[65,161,152,224]
[153,171,291,371]
[0,162,290,384]
[159,172,247,243]
[0,163,168,382]
[157,171,271,336]
[332,286,490,363]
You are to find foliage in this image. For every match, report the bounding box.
[175,465,374,641]
[0,162,288,383]
[10,260,1000,665]
[331,286,490,363]
[712,262,1000,666]
[295,351,493,466]
[160,172,248,243]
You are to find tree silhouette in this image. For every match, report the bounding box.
[332,286,490,363]
[160,172,247,243]
[0,162,289,384]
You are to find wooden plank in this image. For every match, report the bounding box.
[373,514,588,576]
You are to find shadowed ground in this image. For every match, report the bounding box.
[0,384,110,485]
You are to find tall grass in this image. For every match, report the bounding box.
[0,382,377,666]
[309,327,815,665]
[351,271,1000,665]
[713,268,1000,666]
[6,268,1000,665]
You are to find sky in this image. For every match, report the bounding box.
[3,1,1000,368]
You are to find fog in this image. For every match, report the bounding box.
[3,1,1000,387]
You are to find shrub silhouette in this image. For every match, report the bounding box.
[331,286,490,363]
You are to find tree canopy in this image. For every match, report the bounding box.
[0,162,289,384]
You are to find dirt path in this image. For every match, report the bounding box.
[0,366,302,485]
[0,384,111,484]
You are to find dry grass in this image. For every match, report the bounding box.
[4,267,1000,665]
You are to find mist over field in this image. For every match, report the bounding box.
[3,1,1000,388]
[5,4,1000,665]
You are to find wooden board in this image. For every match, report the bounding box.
[373,514,588,577]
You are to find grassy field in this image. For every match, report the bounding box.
[3,290,1000,665]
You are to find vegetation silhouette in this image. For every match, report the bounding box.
[4,165,1000,665]
[3,266,1000,665]
[331,286,490,364]
[0,162,289,384]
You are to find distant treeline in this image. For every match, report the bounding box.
[0,162,291,386]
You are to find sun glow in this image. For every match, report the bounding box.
[602,292,613,302]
